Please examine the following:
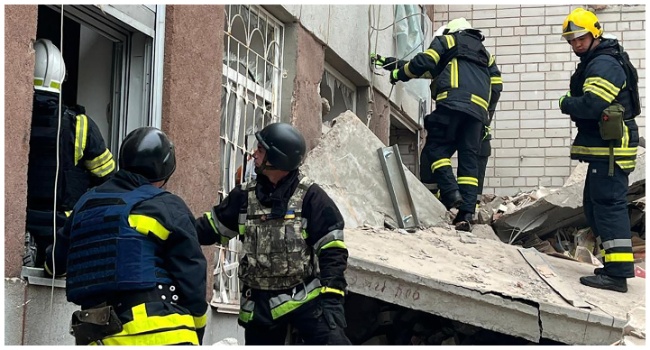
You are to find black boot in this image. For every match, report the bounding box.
[453,211,473,232]
[579,274,627,293]
[594,267,604,275]
[441,190,463,210]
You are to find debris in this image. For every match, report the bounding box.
[459,232,477,244]
[213,338,238,346]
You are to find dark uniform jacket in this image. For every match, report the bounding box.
[560,37,640,172]
[196,170,348,323]
[45,170,208,330]
[392,30,500,125]
[27,91,115,245]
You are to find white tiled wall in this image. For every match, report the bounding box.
[433,4,646,196]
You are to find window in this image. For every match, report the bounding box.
[23,4,165,282]
[393,5,430,103]
[214,4,284,310]
[320,63,357,127]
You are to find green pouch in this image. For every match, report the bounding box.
[599,103,625,141]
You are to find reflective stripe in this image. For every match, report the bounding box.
[65,210,72,217]
[424,48,440,63]
[204,212,219,234]
[470,94,489,110]
[321,240,347,251]
[239,299,255,323]
[74,115,88,165]
[436,91,448,100]
[605,252,635,263]
[490,77,503,84]
[424,183,439,191]
[84,148,112,169]
[431,158,452,171]
[193,312,208,328]
[488,55,496,66]
[602,239,632,250]
[616,159,636,170]
[314,229,345,254]
[100,328,199,345]
[211,208,238,239]
[570,146,637,157]
[301,218,309,239]
[421,71,433,79]
[444,34,456,49]
[404,63,417,78]
[89,159,115,177]
[622,124,629,148]
[321,287,345,296]
[450,58,459,88]
[585,77,621,96]
[269,279,322,319]
[458,176,479,186]
[34,78,61,91]
[128,215,171,241]
[584,85,615,103]
[238,224,246,235]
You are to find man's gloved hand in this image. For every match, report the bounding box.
[371,53,397,71]
[559,91,571,109]
[320,288,347,330]
[390,69,401,85]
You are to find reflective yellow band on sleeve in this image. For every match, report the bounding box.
[193,313,208,328]
[424,48,440,63]
[128,214,171,241]
[74,115,88,165]
[321,287,345,296]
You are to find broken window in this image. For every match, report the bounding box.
[216,4,284,311]
[389,107,422,176]
[319,63,357,127]
[393,5,430,104]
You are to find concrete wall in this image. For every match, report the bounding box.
[4,5,38,278]
[162,5,223,299]
[433,4,646,196]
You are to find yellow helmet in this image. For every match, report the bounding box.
[562,8,603,41]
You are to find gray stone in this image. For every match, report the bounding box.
[301,111,448,229]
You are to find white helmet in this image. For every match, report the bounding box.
[33,39,66,94]
[446,18,473,33]
[434,25,447,37]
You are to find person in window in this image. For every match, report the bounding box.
[372,18,502,232]
[24,38,115,268]
[559,8,640,293]
[196,122,351,345]
[45,127,208,345]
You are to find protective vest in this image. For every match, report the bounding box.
[27,97,92,212]
[430,31,491,124]
[238,176,315,290]
[66,185,172,307]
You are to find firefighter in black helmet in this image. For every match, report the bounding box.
[46,127,208,345]
[196,122,351,345]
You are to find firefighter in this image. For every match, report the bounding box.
[559,8,640,292]
[372,18,502,231]
[45,127,208,344]
[196,122,351,345]
[25,38,115,268]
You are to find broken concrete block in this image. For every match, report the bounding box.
[493,149,645,242]
[471,224,501,241]
[301,111,448,228]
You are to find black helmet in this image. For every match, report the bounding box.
[255,123,306,171]
[119,127,176,182]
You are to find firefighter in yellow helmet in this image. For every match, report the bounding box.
[371,18,503,232]
[25,38,115,268]
[559,8,641,293]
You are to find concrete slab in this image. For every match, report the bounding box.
[493,148,646,241]
[301,111,448,228]
[344,226,645,344]
[4,278,27,345]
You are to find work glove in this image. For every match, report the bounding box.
[559,91,571,109]
[390,69,401,85]
[370,53,397,71]
[320,287,347,330]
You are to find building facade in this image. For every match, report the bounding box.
[4,4,645,345]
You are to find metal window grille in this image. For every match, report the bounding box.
[212,5,284,310]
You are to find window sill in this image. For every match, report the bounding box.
[21,266,66,288]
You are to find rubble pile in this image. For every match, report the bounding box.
[478,148,646,278]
